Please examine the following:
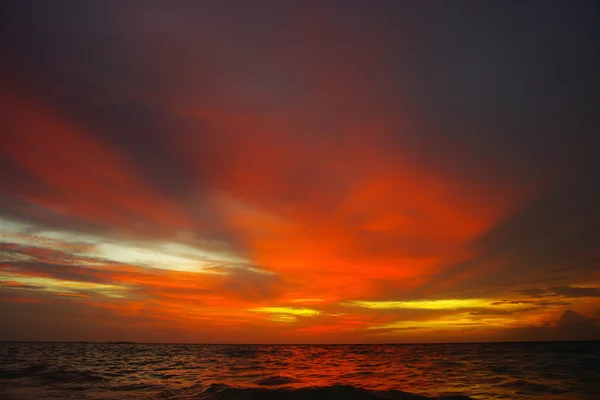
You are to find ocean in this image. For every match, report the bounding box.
[0,342,598,399]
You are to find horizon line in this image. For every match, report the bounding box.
[1,339,598,346]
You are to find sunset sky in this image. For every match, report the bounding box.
[1,1,599,343]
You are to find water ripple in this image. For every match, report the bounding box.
[0,342,598,399]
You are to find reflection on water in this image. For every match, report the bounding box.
[0,342,599,399]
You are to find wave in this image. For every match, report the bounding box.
[496,379,565,395]
[256,376,299,386]
[194,383,474,400]
[0,364,105,384]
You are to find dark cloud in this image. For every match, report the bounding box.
[408,4,600,292]
[375,1,600,193]
[514,286,600,299]
[549,286,600,298]
[0,242,104,265]
[0,200,110,238]
[1,261,120,286]
[535,300,574,307]
[470,307,541,316]
[491,300,573,308]
[423,168,600,294]
[504,310,600,342]
[513,288,548,298]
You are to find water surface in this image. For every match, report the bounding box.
[0,342,598,399]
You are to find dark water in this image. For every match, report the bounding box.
[0,342,599,399]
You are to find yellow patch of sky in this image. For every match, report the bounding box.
[269,315,298,323]
[368,313,514,332]
[249,307,321,317]
[344,298,536,310]
[0,273,128,298]
[345,299,491,310]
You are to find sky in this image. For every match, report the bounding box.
[1,0,599,343]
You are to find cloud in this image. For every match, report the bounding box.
[469,307,541,316]
[549,286,600,298]
[0,280,43,290]
[421,168,600,295]
[504,310,600,342]
[513,288,548,297]
[0,231,287,331]
[0,272,128,299]
[206,265,285,301]
[515,286,600,299]
[491,299,572,307]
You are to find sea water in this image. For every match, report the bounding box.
[0,342,599,399]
